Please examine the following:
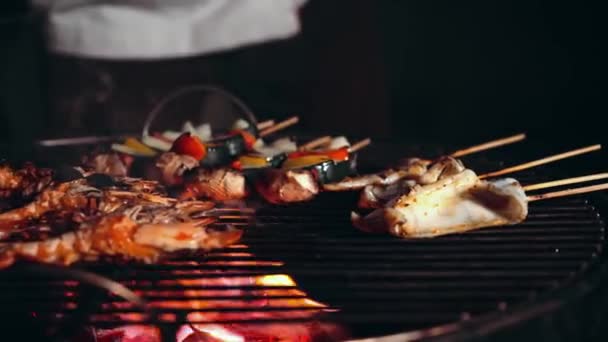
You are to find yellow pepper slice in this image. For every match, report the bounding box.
[282,155,331,170]
[124,137,157,156]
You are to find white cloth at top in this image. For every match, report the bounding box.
[32,0,307,59]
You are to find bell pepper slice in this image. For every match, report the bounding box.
[282,155,332,170]
[229,129,257,150]
[124,137,157,156]
[170,132,207,161]
[287,147,349,162]
[232,154,271,170]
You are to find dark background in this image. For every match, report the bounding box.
[0,1,607,340]
[1,0,606,148]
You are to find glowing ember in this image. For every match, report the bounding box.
[256,274,296,287]
[176,322,349,342]
[177,324,243,342]
[94,325,160,342]
[92,312,146,323]
[64,245,348,340]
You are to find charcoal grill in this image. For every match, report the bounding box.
[1,140,607,341]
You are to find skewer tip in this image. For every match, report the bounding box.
[349,138,372,153]
[259,116,300,137]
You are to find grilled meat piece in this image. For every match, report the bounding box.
[155,152,199,186]
[180,168,248,201]
[82,153,132,177]
[255,169,319,204]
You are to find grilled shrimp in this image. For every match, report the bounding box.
[0,214,243,267]
[0,165,21,190]
[0,180,98,239]
[122,200,216,224]
[0,163,54,201]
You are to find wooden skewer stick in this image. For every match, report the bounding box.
[256,120,275,130]
[450,133,527,158]
[349,138,372,153]
[259,116,299,137]
[479,144,602,179]
[528,182,608,202]
[299,136,332,151]
[523,172,608,191]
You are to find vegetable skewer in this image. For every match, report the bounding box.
[256,120,275,131]
[179,135,345,202]
[259,116,300,137]
[298,136,332,151]
[254,138,371,204]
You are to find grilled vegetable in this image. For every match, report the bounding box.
[170,133,207,161]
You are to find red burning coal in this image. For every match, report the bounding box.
[76,246,349,341]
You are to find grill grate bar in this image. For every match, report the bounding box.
[0,155,606,340]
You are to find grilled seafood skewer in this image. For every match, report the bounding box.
[322,158,432,192]
[356,144,602,209]
[352,170,528,238]
[0,214,242,267]
[0,174,211,240]
[358,157,465,208]
[324,133,527,192]
[352,169,608,238]
[178,136,339,202]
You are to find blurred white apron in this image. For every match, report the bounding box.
[32,0,307,59]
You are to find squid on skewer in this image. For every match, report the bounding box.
[352,168,608,238]
[352,169,527,237]
[322,133,527,193]
[357,157,465,208]
[355,143,601,209]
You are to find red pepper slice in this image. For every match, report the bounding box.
[229,130,257,150]
[287,147,349,162]
[170,132,207,160]
[231,159,242,170]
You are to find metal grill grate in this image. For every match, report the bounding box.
[0,154,606,341]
